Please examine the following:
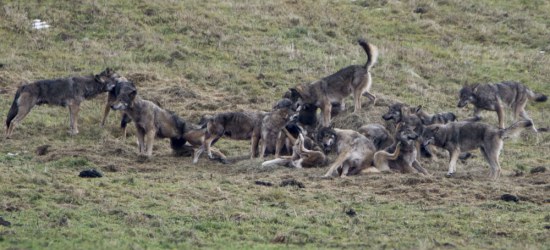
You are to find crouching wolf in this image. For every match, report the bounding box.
[457,81,547,131]
[5,68,118,138]
[317,127,376,177]
[109,80,187,158]
[421,120,533,179]
[288,39,378,127]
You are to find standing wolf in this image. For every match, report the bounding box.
[109,80,187,158]
[421,120,533,179]
[288,38,378,127]
[5,68,118,138]
[457,81,547,131]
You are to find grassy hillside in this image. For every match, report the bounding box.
[0,0,549,249]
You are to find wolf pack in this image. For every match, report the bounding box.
[4,39,548,180]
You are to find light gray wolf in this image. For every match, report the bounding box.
[287,39,378,127]
[421,120,533,179]
[457,81,547,131]
[5,68,117,138]
[373,123,429,174]
[109,80,187,158]
[317,127,376,177]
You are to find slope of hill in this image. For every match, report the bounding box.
[0,0,549,249]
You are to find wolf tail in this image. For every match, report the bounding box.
[358,38,378,70]
[6,87,22,128]
[499,120,533,139]
[527,89,547,102]
[170,115,188,151]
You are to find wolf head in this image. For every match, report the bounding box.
[396,123,419,146]
[95,68,118,92]
[382,103,407,121]
[420,125,442,158]
[110,81,137,111]
[457,84,478,108]
[317,126,337,154]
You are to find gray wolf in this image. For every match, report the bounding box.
[259,98,295,159]
[261,132,327,168]
[5,68,118,138]
[109,80,187,158]
[457,81,547,131]
[414,106,456,125]
[287,39,378,127]
[421,120,533,179]
[317,127,376,177]
[357,124,393,151]
[382,102,424,135]
[373,124,429,174]
[200,111,268,161]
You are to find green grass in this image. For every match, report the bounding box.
[1,0,549,249]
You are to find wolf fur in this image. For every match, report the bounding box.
[421,120,533,179]
[200,111,267,161]
[109,80,187,158]
[288,39,378,127]
[261,132,327,168]
[5,68,117,138]
[357,124,394,151]
[373,124,428,174]
[259,98,296,159]
[457,81,547,131]
[317,127,376,177]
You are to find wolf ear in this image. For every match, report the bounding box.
[94,74,104,83]
[415,105,422,113]
[129,88,137,100]
[471,83,480,91]
[289,88,302,99]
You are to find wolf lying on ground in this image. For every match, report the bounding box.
[5,68,118,138]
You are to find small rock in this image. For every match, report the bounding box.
[530,166,546,174]
[500,194,519,203]
[0,217,11,227]
[79,169,103,178]
[280,179,305,188]
[345,208,356,217]
[36,145,51,156]
[254,181,273,187]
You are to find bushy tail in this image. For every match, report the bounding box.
[534,93,547,102]
[170,114,188,151]
[358,38,378,70]
[499,120,533,139]
[6,88,22,128]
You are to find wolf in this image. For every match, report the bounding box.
[200,110,267,161]
[317,127,376,177]
[5,68,118,138]
[421,120,533,179]
[259,98,296,159]
[357,124,394,151]
[414,106,457,125]
[457,81,547,131]
[373,124,429,174]
[109,80,187,158]
[261,132,327,169]
[287,39,378,127]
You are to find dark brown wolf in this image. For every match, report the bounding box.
[109,80,187,158]
[5,68,118,138]
[287,39,378,127]
[457,81,547,131]
[421,120,533,179]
